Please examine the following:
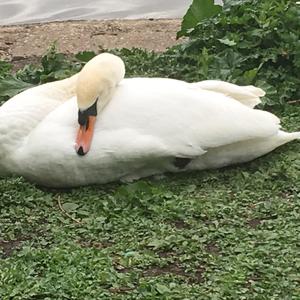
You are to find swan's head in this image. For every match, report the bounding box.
[75,53,125,156]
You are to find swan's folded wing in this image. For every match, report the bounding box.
[92,128,207,161]
[102,78,280,151]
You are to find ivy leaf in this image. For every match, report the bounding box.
[62,202,79,212]
[242,68,259,84]
[75,51,96,62]
[147,238,165,249]
[218,38,237,46]
[156,283,171,294]
[177,0,222,38]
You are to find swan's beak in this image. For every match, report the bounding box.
[75,116,96,156]
[75,101,98,156]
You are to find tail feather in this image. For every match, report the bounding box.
[278,131,300,142]
[188,130,299,171]
[243,85,265,97]
[190,80,265,108]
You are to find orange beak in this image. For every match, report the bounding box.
[75,116,96,156]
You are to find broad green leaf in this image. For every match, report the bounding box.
[177,0,222,38]
[218,38,237,46]
[223,0,247,7]
[75,51,96,62]
[62,202,79,212]
[147,238,165,249]
[156,284,171,294]
[0,76,33,98]
[242,68,258,84]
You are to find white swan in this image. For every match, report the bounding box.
[0,53,299,187]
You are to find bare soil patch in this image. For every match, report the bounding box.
[143,263,205,283]
[0,19,183,65]
[0,239,23,258]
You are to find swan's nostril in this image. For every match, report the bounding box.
[77,146,85,156]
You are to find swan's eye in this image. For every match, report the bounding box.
[77,99,98,126]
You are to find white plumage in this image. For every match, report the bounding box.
[0,54,299,187]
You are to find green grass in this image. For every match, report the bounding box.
[0,0,300,296]
[0,105,299,299]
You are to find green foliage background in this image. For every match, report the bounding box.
[0,0,300,299]
[1,0,299,107]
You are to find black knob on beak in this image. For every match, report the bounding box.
[78,99,98,126]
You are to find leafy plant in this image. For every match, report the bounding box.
[177,0,222,38]
[177,0,300,106]
[1,0,299,107]
[0,44,83,104]
[18,43,82,84]
[0,76,33,101]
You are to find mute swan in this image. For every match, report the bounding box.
[0,53,299,187]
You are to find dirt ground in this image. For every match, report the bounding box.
[0,19,183,67]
